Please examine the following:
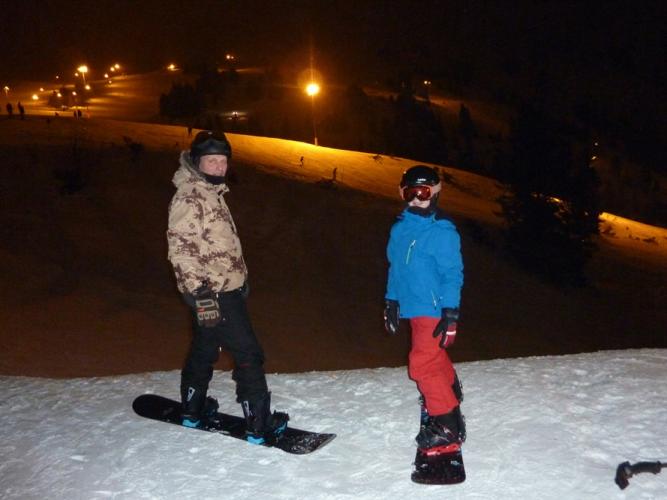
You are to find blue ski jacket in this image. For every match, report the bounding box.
[386,209,463,318]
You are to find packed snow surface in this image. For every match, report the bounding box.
[1,349,665,500]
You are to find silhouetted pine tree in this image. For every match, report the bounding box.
[159,83,199,118]
[498,103,600,286]
[388,91,447,164]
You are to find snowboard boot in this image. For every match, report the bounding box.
[416,406,465,450]
[418,373,463,427]
[419,395,429,426]
[241,392,289,445]
[201,396,219,421]
[181,387,219,428]
[452,372,464,403]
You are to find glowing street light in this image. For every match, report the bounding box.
[306,82,320,97]
[167,63,177,71]
[305,82,320,146]
[3,86,9,97]
[77,65,88,86]
[31,94,39,101]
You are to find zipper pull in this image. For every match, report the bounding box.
[406,239,416,264]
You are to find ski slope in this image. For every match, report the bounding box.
[2,349,665,499]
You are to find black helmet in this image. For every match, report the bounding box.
[399,165,442,204]
[400,165,440,188]
[190,130,232,166]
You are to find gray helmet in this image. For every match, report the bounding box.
[190,130,232,166]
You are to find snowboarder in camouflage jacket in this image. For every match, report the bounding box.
[167,130,288,444]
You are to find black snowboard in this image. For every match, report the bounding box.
[132,394,336,455]
[411,446,466,484]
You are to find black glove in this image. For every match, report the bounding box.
[432,308,459,348]
[383,300,400,335]
[193,283,221,328]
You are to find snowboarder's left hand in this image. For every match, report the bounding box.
[432,308,458,348]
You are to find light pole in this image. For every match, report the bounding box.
[305,82,320,146]
[77,65,88,86]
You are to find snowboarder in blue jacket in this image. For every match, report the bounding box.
[384,165,466,451]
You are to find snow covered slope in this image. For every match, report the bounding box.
[2,349,665,499]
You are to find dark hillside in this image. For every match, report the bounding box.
[0,125,664,377]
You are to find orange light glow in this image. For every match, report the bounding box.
[306,82,320,96]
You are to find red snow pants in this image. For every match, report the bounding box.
[408,316,458,416]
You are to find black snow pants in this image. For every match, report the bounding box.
[180,288,268,408]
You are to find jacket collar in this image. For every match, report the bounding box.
[399,208,435,224]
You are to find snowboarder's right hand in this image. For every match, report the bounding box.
[384,300,400,335]
[193,283,221,328]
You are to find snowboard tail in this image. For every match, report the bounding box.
[132,394,335,455]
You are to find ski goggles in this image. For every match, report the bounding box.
[400,182,441,202]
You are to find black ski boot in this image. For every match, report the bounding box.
[241,392,289,445]
[416,406,465,450]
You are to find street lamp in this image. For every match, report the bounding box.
[305,82,320,146]
[77,65,88,86]
[3,86,9,98]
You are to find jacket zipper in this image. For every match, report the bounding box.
[406,239,416,264]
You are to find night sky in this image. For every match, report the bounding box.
[2,1,663,83]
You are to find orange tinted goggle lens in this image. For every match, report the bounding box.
[402,185,432,201]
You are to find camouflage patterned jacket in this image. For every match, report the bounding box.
[167,151,247,294]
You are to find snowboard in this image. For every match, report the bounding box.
[132,394,336,455]
[411,444,466,484]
